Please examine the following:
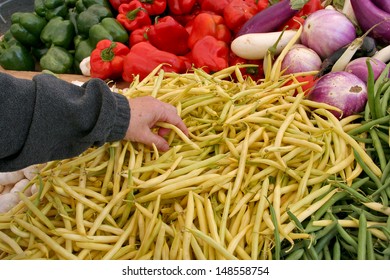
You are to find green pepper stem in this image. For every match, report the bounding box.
[101,42,117,62]
[126,7,143,21]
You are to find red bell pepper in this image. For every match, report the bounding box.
[109,0,123,10]
[191,35,229,73]
[117,1,152,32]
[129,25,151,46]
[167,0,197,15]
[282,15,305,30]
[285,75,318,96]
[281,0,323,30]
[90,39,130,80]
[296,0,323,17]
[256,0,269,10]
[122,42,187,82]
[138,0,167,15]
[229,52,264,81]
[200,0,231,16]
[148,16,190,55]
[187,12,232,49]
[223,0,259,35]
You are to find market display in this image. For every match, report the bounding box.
[1,0,390,260]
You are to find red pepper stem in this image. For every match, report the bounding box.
[100,42,117,62]
[140,0,154,3]
[126,7,143,20]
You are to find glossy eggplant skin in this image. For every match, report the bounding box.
[235,0,299,37]
[351,0,390,44]
[316,36,377,77]
[371,0,390,13]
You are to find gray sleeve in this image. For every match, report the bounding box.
[0,73,130,172]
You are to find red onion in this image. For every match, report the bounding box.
[307,71,367,119]
[345,57,387,82]
[281,44,322,74]
[301,9,356,59]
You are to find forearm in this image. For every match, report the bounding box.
[0,73,130,172]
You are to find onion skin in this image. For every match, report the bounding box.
[307,71,368,119]
[236,0,298,37]
[351,0,390,44]
[345,57,387,82]
[281,44,322,74]
[301,9,356,59]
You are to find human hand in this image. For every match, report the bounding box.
[125,96,188,151]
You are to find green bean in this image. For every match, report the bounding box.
[357,213,367,260]
[350,135,373,144]
[323,244,332,260]
[369,225,390,240]
[366,231,375,260]
[331,204,353,215]
[374,63,390,94]
[380,83,390,117]
[333,238,341,260]
[350,204,388,222]
[376,78,390,97]
[287,209,305,232]
[336,223,358,249]
[285,248,304,260]
[387,214,390,229]
[314,220,338,241]
[373,127,389,145]
[381,161,390,184]
[281,240,304,258]
[317,251,324,260]
[348,115,390,135]
[366,60,378,120]
[304,239,319,260]
[369,129,387,172]
[353,150,383,191]
[339,238,357,257]
[304,177,370,233]
[332,180,372,203]
[301,251,309,260]
[314,226,338,255]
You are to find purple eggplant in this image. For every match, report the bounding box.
[351,0,390,44]
[235,0,299,37]
[371,0,390,13]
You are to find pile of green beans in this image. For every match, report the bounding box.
[281,62,390,260]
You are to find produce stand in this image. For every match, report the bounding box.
[1,0,390,262]
[0,67,91,84]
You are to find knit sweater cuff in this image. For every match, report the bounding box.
[107,93,130,142]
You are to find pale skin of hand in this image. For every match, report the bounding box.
[124,96,189,151]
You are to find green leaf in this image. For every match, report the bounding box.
[289,0,310,10]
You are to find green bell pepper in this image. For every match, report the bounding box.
[88,18,129,46]
[40,17,75,49]
[40,45,74,74]
[66,0,78,8]
[0,33,36,71]
[9,12,47,48]
[75,0,111,13]
[74,37,95,73]
[34,0,69,20]
[76,4,113,38]
[31,46,49,60]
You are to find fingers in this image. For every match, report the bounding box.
[143,130,170,152]
[158,104,189,137]
[125,96,188,152]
